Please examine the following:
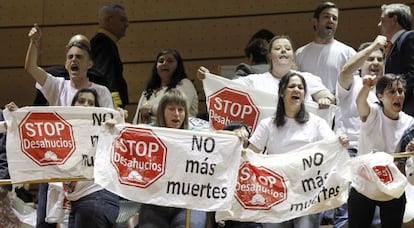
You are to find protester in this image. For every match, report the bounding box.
[348,73,414,227]
[198,35,335,109]
[334,36,386,228]
[25,24,114,227]
[138,88,207,227]
[65,88,120,228]
[296,1,356,94]
[33,34,107,106]
[246,72,348,228]
[25,24,113,108]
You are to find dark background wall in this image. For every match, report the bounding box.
[0,0,412,122]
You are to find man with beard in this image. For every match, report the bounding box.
[295,2,356,94]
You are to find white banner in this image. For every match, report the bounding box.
[3,106,123,183]
[94,124,242,211]
[216,138,351,223]
[202,73,335,132]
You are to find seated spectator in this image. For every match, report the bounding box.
[132,48,198,124]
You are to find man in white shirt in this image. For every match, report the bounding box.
[25,24,113,108]
[295,1,356,94]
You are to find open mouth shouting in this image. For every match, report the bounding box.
[393,101,402,109]
[69,64,80,74]
[324,24,335,35]
[368,67,380,76]
[168,118,182,128]
[290,93,302,103]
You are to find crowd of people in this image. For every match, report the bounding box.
[0,1,414,228]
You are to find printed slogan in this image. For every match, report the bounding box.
[4,106,123,183]
[216,138,351,223]
[94,124,243,211]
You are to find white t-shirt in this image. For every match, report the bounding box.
[296,40,356,93]
[36,73,113,108]
[335,75,378,150]
[233,71,327,102]
[358,104,414,155]
[36,73,113,200]
[132,78,198,124]
[249,113,336,154]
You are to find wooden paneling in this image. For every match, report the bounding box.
[0,0,413,112]
[0,69,36,106]
[0,1,43,27]
[0,0,394,27]
[0,27,28,67]
[0,7,394,68]
[42,0,104,25]
[334,8,383,49]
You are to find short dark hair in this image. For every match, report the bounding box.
[313,1,337,19]
[376,73,406,107]
[244,38,269,64]
[248,29,274,43]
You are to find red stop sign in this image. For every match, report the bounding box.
[112,126,167,188]
[19,112,75,166]
[208,87,259,131]
[235,162,287,210]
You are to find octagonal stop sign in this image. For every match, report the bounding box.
[236,162,287,210]
[19,112,75,166]
[112,127,167,188]
[208,87,259,131]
